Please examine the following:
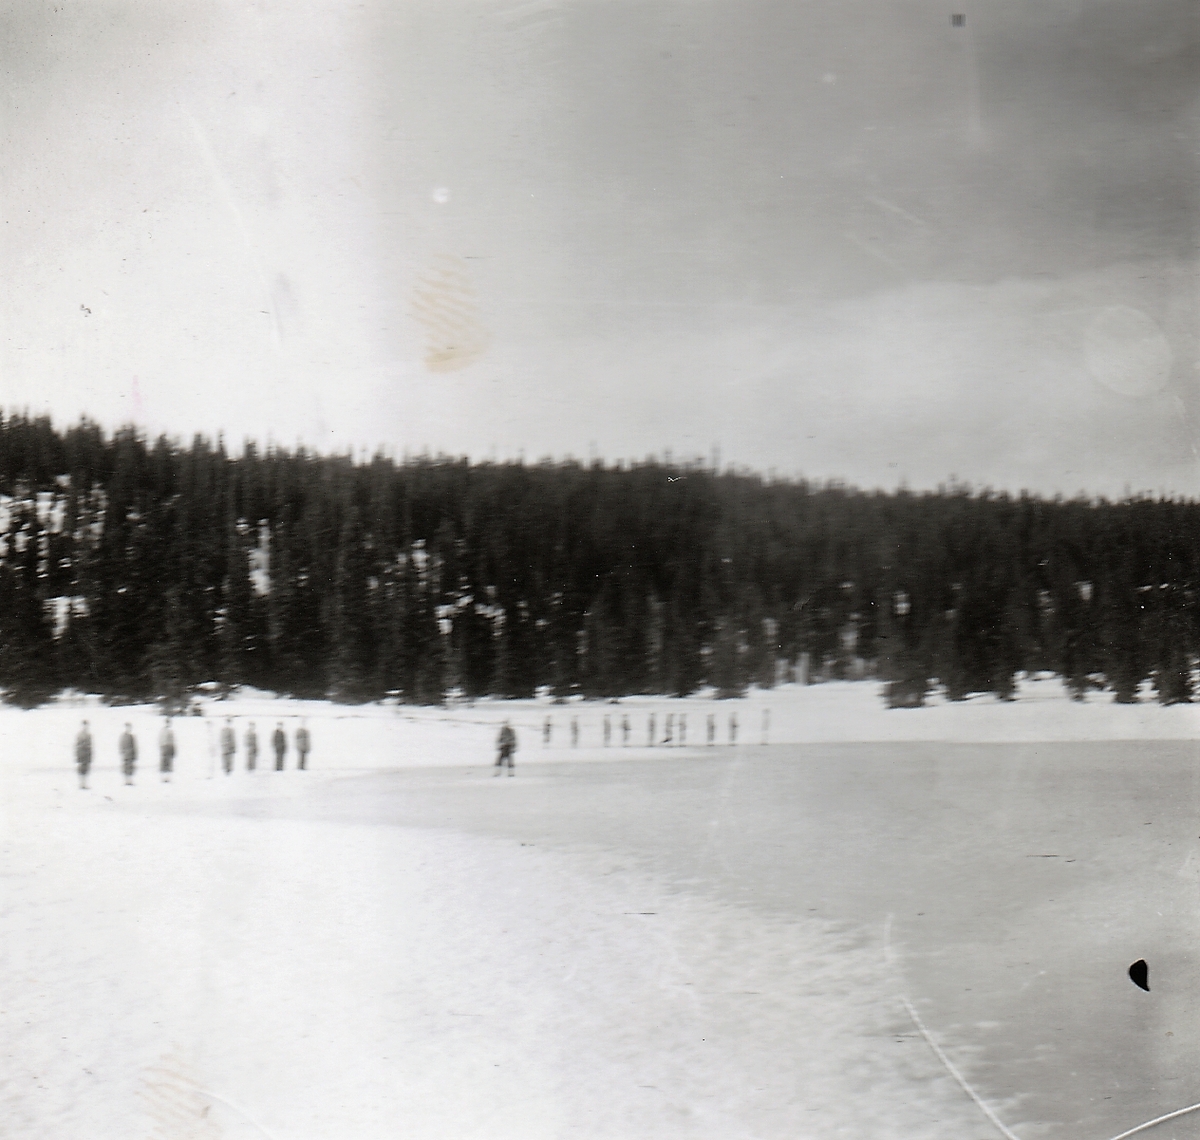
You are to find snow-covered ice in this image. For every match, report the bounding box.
[1,679,1197,1137]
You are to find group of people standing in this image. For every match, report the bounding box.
[540,709,763,749]
[74,716,312,789]
[500,706,770,774]
[218,717,310,776]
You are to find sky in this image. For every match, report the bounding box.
[0,0,1196,495]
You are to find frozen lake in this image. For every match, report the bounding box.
[218,741,1200,1140]
[4,735,1200,1138]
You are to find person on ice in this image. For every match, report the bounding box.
[159,717,176,783]
[220,718,236,776]
[75,719,93,790]
[245,722,258,772]
[296,720,311,771]
[272,722,287,770]
[119,722,137,786]
[495,719,517,776]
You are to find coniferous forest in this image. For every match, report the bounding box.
[0,413,1193,709]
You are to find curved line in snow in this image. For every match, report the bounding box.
[884,914,1021,1140]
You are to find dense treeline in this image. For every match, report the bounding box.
[0,413,1192,708]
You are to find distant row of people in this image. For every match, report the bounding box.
[74,717,312,789]
[541,709,770,748]
[217,717,310,775]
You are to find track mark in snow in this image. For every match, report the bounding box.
[883,914,1022,1140]
[1103,1100,1200,1140]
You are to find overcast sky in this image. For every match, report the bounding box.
[1,0,1197,495]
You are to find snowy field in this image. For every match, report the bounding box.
[2,679,1200,1139]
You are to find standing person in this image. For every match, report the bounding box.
[707,713,715,745]
[75,719,93,790]
[494,719,517,776]
[245,722,258,772]
[159,717,176,783]
[220,718,236,776]
[296,720,311,771]
[679,713,687,746]
[648,713,656,746]
[119,722,137,786]
[272,722,286,770]
[570,716,579,748]
[664,713,674,746]
[729,712,738,745]
[621,714,630,746]
[542,716,552,748]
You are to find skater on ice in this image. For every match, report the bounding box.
[158,717,176,783]
[75,719,92,790]
[119,723,137,786]
[273,722,287,770]
[495,719,517,775]
[220,718,236,775]
[245,722,258,772]
[296,720,311,770]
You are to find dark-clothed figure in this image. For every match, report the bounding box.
[542,717,551,748]
[159,718,176,783]
[272,723,286,770]
[245,723,258,772]
[296,722,310,771]
[75,720,93,790]
[664,713,674,746]
[220,718,235,776]
[707,714,715,745]
[621,715,630,746]
[119,723,137,786]
[648,714,656,747]
[729,712,738,745]
[495,720,517,776]
[570,716,579,748]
